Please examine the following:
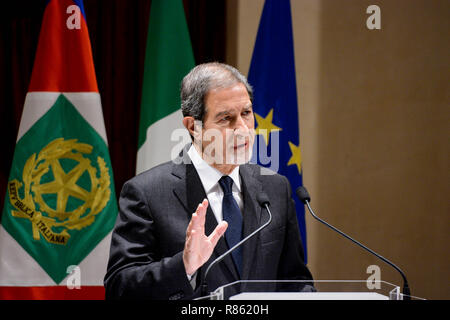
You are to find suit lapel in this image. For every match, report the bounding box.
[171,148,239,280]
[239,164,263,280]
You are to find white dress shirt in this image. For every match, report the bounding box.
[184,144,244,286]
[187,144,243,223]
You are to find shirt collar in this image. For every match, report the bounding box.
[187,144,241,193]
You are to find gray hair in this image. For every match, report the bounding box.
[180,62,253,121]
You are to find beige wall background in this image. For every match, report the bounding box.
[226,0,449,299]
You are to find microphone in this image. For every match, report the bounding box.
[296,186,411,300]
[200,192,273,297]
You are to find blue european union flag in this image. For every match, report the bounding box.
[248,0,308,261]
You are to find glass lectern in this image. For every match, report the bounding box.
[195,280,420,300]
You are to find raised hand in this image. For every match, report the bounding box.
[182,199,228,276]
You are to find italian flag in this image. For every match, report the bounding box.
[0,0,117,299]
[136,0,194,174]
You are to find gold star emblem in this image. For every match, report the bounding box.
[254,109,282,145]
[287,141,302,174]
[37,158,90,213]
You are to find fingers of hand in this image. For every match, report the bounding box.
[208,220,228,247]
[186,199,209,242]
[191,199,208,231]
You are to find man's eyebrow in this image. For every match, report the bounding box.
[214,104,253,119]
[214,110,232,119]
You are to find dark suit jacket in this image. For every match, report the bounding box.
[104,148,313,299]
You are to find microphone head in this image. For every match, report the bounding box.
[257,192,270,206]
[296,186,311,204]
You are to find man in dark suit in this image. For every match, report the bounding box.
[104,63,313,299]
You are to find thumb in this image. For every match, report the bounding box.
[208,221,228,247]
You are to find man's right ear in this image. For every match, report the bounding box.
[183,117,203,145]
[182,116,195,137]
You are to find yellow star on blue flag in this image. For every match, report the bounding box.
[254,109,282,145]
[287,141,302,174]
[248,0,308,261]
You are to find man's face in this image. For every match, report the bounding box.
[196,83,255,171]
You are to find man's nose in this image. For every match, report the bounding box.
[234,115,248,133]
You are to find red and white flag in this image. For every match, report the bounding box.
[0,0,117,299]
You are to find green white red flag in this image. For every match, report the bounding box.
[0,0,118,299]
[136,0,194,173]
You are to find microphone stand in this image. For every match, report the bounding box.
[302,197,411,300]
[200,201,273,297]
